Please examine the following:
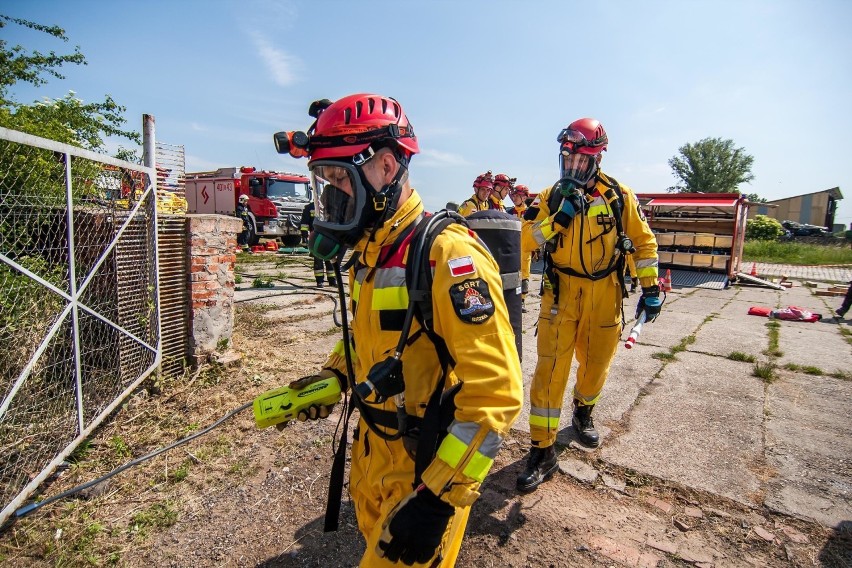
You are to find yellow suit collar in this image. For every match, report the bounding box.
[354,190,424,268]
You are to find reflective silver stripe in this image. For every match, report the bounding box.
[532,225,549,246]
[502,271,522,291]
[635,258,658,268]
[355,267,367,284]
[447,421,503,458]
[530,405,561,418]
[466,218,522,232]
[373,266,406,288]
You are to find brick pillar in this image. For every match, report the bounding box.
[185,214,243,365]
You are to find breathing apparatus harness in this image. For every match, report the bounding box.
[275,100,456,532]
[543,173,634,310]
[323,210,466,532]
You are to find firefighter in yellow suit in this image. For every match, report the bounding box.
[507,184,533,310]
[276,93,522,566]
[516,118,659,493]
[457,171,497,217]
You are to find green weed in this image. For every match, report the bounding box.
[727,351,756,363]
[763,321,783,357]
[130,501,178,535]
[753,361,777,382]
[109,436,131,459]
[783,363,824,375]
[743,241,852,265]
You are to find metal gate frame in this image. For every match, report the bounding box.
[0,126,162,526]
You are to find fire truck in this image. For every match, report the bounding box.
[185,166,311,246]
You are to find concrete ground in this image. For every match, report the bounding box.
[514,270,852,530]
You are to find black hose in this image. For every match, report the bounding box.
[235,272,344,326]
[11,401,253,522]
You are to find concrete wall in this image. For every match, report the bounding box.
[185,214,242,365]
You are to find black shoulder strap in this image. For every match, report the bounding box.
[405,215,459,332]
[403,212,463,487]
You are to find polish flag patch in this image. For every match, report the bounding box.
[448,256,476,277]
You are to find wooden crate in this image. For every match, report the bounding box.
[714,235,733,248]
[693,234,715,248]
[674,234,694,247]
[691,254,713,267]
[711,255,730,269]
[672,252,694,266]
[655,233,675,247]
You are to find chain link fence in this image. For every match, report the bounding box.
[0,127,161,526]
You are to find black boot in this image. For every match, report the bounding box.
[572,402,600,448]
[516,445,558,493]
[316,278,324,288]
[328,276,337,287]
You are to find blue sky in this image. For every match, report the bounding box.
[4,0,852,226]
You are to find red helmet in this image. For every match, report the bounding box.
[473,170,494,190]
[308,93,419,163]
[510,184,530,197]
[493,173,516,189]
[557,118,608,156]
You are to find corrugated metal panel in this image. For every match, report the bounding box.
[799,194,812,224]
[667,268,728,290]
[157,215,187,377]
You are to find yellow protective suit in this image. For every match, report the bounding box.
[459,192,497,217]
[521,172,657,448]
[324,190,523,567]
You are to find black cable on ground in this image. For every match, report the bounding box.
[235,272,346,327]
[11,401,253,522]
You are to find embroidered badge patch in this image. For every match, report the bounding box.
[448,256,476,277]
[449,278,494,324]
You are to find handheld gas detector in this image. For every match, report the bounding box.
[252,377,342,429]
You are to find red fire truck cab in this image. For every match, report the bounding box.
[185,166,311,246]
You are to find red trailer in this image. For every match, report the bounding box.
[636,193,750,284]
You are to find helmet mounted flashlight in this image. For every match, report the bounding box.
[273,130,311,158]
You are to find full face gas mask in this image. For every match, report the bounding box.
[308,152,408,261]
[556,125,606,196]
[558,152,600,196]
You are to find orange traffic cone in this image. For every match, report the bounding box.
[660,268,673,292]
[265,240,279,252]
[750,262,758,276]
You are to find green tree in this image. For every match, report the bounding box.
[667,137,755,194]
[0,14,139,148]
[744,193,768,204]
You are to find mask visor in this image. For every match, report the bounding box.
[559,151,597,186]
[310,161,366,231]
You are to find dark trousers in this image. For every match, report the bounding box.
[838,282,852,317]
[313,255,334,282]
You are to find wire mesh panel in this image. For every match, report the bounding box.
[0,127,161,525]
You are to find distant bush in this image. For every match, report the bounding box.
[745,215,785,241]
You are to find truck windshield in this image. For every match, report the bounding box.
[267,179,310,200]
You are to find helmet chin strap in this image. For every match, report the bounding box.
[359,160,409,242]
